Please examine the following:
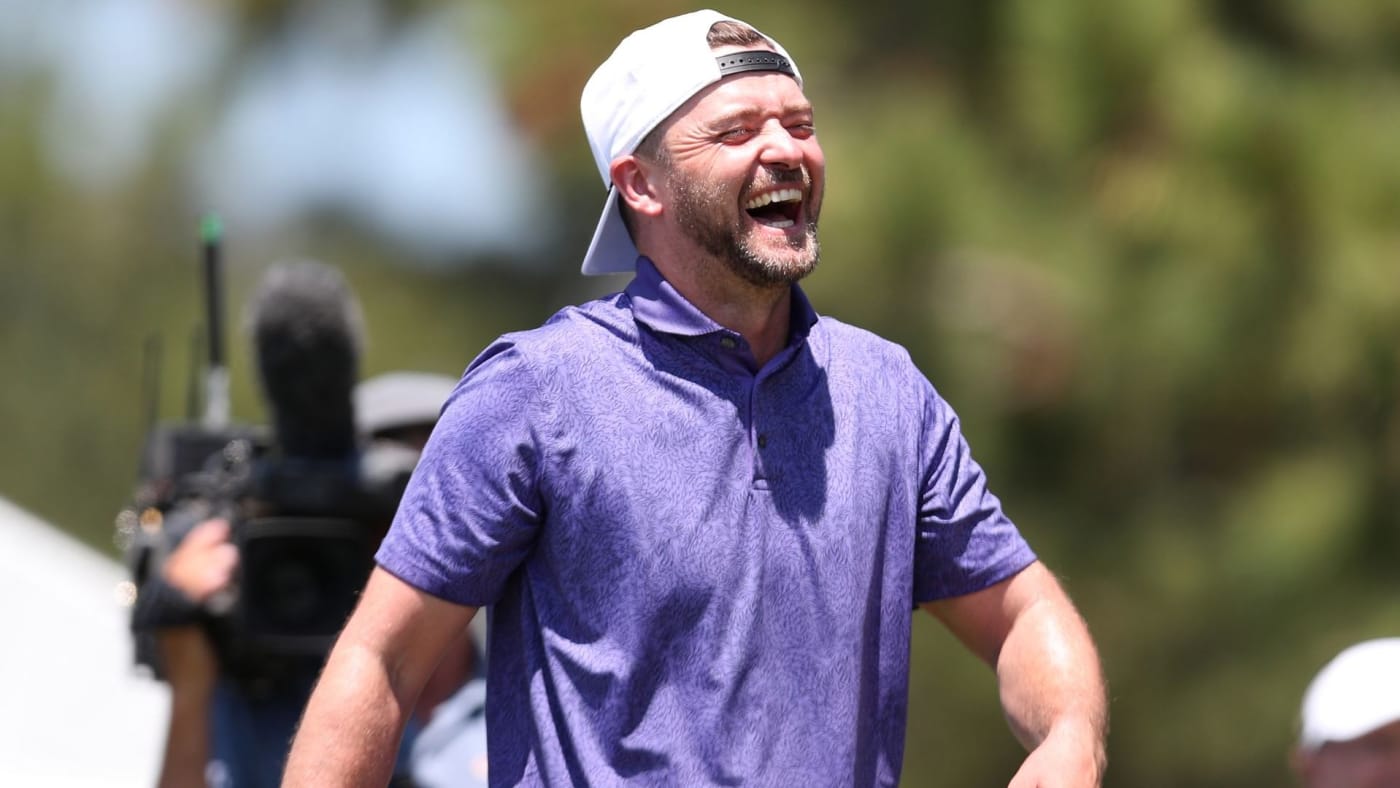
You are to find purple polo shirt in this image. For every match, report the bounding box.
[377,258,1035,786]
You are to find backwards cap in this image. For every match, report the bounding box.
[578,10,803,276]
[1299,637,1400,750]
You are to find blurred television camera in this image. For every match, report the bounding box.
[118,220,409,689]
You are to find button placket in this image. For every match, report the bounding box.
[750,375,769,485]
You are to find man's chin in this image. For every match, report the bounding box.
[726,246,819,288]
[758,232,819,272]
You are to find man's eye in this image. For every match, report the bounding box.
[789,124,815,138]
[721,128,756,142]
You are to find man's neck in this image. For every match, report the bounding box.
[650,252,793,368]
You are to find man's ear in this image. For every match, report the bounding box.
[611,156,664,219]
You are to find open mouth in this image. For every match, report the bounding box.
[744,188,803,229]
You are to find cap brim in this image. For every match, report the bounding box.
[581,187,639,276]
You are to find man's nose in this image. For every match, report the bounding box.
[757,123,804,168]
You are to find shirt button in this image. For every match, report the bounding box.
[757,434,768,449]
[720,336,737,350]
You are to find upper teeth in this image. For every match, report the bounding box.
[745,188,802,210]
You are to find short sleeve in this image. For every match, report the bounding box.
[375,340,549,607]
[913,381,1036,602]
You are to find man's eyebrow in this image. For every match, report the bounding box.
[706,102,815,129]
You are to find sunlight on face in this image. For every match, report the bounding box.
[666,159,820,287]
[657,63,825,288]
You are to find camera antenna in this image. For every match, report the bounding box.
[141,333,162,431]
[200,213,230,429]
[186,327,202,421]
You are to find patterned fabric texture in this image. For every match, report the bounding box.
[377,258,1035,786]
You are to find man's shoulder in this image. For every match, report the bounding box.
[501,292,636,356]
[813,314,918,369]
[458,293,639,396]
[808,315,945,411]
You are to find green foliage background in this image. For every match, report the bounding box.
[2,0,1398,784]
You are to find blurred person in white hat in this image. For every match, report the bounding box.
[356,371,459,450]
[287,10,1106,787]
[1293,638,1400,788]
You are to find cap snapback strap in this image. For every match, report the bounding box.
[715,50,796,78]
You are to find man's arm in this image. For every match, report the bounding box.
[922,560,1107,788]
[155,627,219,788]
[283,567,477,787]
[148,517,237,788]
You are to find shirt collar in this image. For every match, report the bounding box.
[625,256,820,345]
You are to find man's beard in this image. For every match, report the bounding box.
[669,166,820,288]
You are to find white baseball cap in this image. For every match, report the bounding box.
[578,9,803,276]
[1299,637,1400,750]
